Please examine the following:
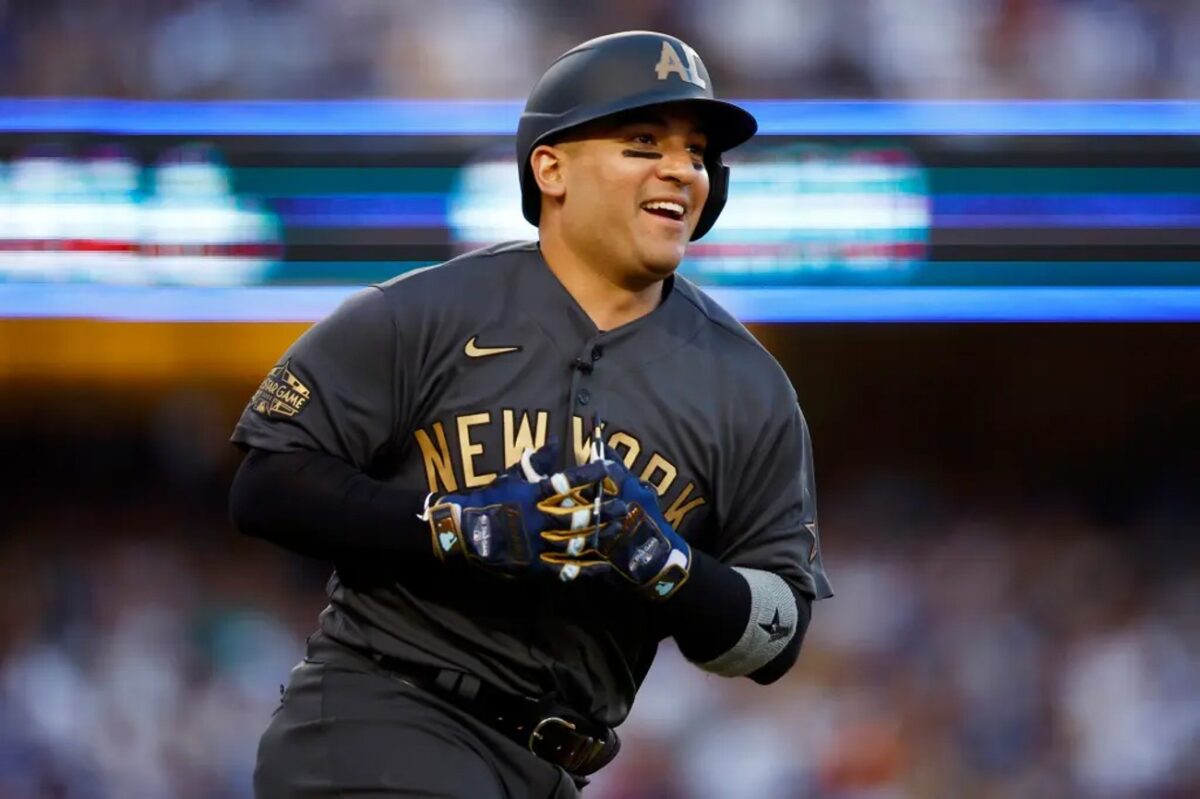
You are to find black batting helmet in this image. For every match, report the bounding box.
[517,31,757,241]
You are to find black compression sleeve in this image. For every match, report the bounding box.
[651,549,814,682]
[228,447,434,562]
[651,549,750,662]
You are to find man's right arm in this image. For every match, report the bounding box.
[228,285,428,562]
[228,447,434,562]
[226,286,586,573]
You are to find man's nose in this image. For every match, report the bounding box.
[655,149,699,184]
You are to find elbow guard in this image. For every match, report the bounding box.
[697,567,800,678]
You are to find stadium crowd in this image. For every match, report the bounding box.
[1,0,1198,101]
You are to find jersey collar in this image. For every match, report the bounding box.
[519,243,706,367]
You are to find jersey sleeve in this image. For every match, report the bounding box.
[713,401,833,600]
[230,287,400,471]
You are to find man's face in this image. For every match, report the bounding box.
[552,106,711,287]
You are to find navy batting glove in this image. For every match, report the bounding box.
[423,439,606,579]
[541,446,691,600]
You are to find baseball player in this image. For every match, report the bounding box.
[229,31,832,798]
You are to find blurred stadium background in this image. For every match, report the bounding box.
[2,1,1200,797]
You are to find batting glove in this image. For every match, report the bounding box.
[540,444,692,600]
[422,439,605,579]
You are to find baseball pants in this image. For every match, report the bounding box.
[253,647,581,798]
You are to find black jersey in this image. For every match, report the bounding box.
[232,241,831,726]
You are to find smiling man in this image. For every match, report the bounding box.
[533,109,713,326]
[231,31,832,798]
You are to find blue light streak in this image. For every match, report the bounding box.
[3,285,1200,322]
[2,99,1198,136]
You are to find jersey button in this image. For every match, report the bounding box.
[591,346,603,361]
[577,389,591,405]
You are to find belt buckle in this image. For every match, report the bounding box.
[528,716,577,754]
[529,715,615,776]
[530,715,593,770]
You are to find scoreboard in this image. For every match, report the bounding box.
[2,99,1199,321]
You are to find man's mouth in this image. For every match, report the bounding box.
[640,200,686,221]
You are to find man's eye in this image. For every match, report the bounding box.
[631,134,655,145]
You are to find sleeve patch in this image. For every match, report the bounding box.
[251,359,312,419]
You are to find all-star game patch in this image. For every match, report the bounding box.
[251,359,312,418]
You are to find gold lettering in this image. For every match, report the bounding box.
[502,409,549,468]
[606,432,641,469]
[414,422,457,494]
[665,481,706,528]
[283,370,310,397]
[639,453,677,497]
[275,388,306,408]
[457,412,495,488]
[572,416,605,466]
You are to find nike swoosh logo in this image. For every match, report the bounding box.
[464,337,521,358]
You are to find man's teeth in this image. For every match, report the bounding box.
[643,201,685,218]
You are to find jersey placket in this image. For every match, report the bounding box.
[565,338,605,459]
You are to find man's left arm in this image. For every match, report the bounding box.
[651,402,831,683]
[542,403,831,682]
[650,548,812,684]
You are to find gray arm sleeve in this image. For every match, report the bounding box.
[696,567,798,677]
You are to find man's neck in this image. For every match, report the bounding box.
[540,236,664,332]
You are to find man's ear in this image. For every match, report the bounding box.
[530,144,567,200]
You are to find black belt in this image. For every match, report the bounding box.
[325,641,620,777]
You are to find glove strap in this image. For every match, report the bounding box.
[605,504,692,600]
[642,550,691,600]
[428,502,462,562]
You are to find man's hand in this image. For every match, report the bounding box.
[422,440,603,578]
[540,445,692,599]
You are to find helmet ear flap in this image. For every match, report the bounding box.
[690,159,729,241]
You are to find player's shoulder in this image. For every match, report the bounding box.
[671,275,768,357]
[373,240,538,298]
[672,275,797,401]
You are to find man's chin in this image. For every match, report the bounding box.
[637,244,687,279]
